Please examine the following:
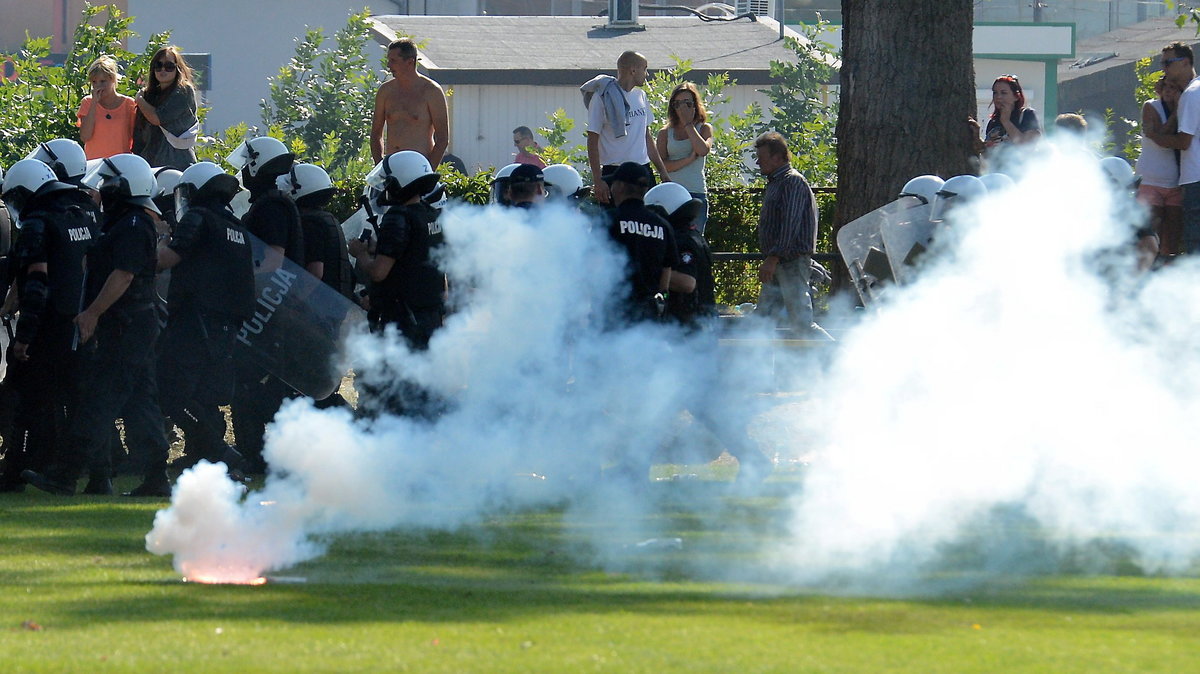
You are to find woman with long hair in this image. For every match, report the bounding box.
[656,82,713,233]
[132,46,198,169]
[982,74,1040,151]
[1136,77,1184,256]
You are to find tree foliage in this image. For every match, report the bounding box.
[260,9,381,178]
[0,4,169,167]
[758,22,839,188]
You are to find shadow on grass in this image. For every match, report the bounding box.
[5,490,1200,632]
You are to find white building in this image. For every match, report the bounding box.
[367,13,809,172]
[126,1,404,133]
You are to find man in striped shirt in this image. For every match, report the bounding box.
[754,132,818,332]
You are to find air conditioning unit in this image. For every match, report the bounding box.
[608,0,640,27]
[735,0,771,17]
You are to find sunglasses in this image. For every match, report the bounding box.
[153,61,177,72]
[671,99,695,108]
[1165,56,1188,65]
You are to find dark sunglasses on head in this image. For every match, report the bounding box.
[153,61,177,72]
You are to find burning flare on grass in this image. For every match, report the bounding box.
[183,575,267,586]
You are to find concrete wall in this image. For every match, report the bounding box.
[126,1,395,132]
[0,0,127,53]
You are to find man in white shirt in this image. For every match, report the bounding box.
[1145,41,1200,252]
[583,51,671,204]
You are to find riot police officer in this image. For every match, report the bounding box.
[131,161,254,496]
[0,159,97,492]
[22,154,169,496]
[645,182,713,326]
[604,162,680,324]
[277,163,355,409]
[277,163,354,299]
[225,136,305,474]
[348,151,445,417]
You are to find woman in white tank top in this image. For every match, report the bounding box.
[1136,77,1183,255]
[656,83,713,234]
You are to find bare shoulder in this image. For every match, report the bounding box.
[419,74,446,99]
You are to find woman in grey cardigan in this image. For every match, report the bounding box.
[133,46,198,170]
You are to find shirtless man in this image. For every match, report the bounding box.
[371,38,449,168]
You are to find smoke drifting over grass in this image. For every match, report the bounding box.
[148,144,1200,590]
[776,144,1200,589]
[147,202,753,581]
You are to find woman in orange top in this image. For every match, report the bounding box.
[77,55,137,159]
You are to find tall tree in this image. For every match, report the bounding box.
[835,0,977,235]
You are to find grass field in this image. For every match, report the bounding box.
[4,476,1200,673]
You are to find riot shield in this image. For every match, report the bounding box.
[879,197,937,286]
[340,206,371,244]
[234,233,367,399]
[836,202,896,306]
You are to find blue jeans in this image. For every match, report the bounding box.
[1181,181,1200,253]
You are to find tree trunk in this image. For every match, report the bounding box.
[833,0,977,287]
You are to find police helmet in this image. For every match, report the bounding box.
[1099,156,1137,190]
[225,136,295,180]
[26,138,88,183]
[175,161,242,217]
[542,164,589,201]
[898,175,944,205]
[490,163,521,205]
[276,162,336,208]
[365,151,440,206]
[644,182,702,225]
[1,158,75,217]
[978,172,1015,194]
[153,167,184,199]
[930,174,987,223]
[82,153,161,214]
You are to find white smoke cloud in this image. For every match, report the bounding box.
[147,144,1200,591]
[774,144,1200,589]
[146,202,741,580]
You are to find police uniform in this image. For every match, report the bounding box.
[300,206,355,300]
[370,201,445,346]
[665,221,716,327]
[359,201,446,418]
[45,202,168,489]
[0,186,96,489]
[232,187,305,472]
[151,200,254,480]
[606,198,679,323]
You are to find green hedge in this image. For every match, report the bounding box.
[326,171,836,310]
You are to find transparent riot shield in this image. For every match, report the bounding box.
[836,201,897,306]
[234,233,367,399]
[879,196,937,286]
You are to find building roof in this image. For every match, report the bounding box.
[369,15,804,85]
[1058,15,1200,83]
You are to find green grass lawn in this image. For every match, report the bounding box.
[3,477,1199,673]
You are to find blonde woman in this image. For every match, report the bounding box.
[132,46,198,169]
[76,56,137,159]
